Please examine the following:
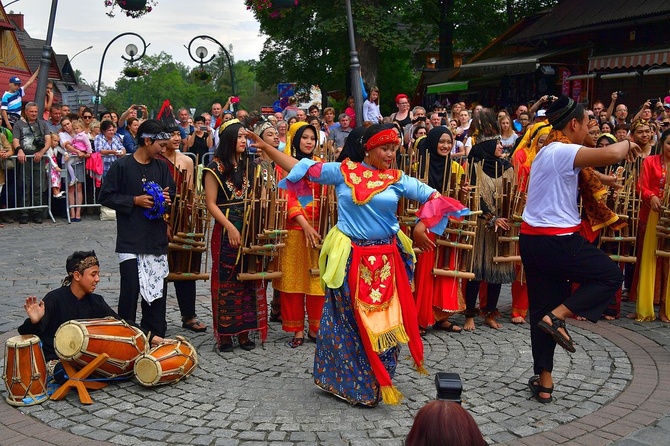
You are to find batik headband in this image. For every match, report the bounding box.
[478,134,501,143]
[139,132,171,140]
[62,255,99,286]
[364,129,400,150]
[630,119,649,132]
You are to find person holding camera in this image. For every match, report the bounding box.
[604,91,629,127]
[13,102,51,224]
[117,104,146,137]
[186,115,213,165]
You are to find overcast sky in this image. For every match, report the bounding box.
[14,0,265,88]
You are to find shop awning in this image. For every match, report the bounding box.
[426,81,469,94]
[589,48,670,71]
[458,49,563,77]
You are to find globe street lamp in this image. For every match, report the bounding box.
[186,35,236,96]
[93,32,149,116]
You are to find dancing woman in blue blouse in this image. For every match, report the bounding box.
[248,124,467,406]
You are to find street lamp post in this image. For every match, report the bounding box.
[69,45,93,63]
[186,35,236,96]
[34,0,58,117]
[345,0,363,127]
[93,32,149,117]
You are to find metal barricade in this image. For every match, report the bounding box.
[202,152,214,166]
[62,157,103,224]
[0,154,55,222]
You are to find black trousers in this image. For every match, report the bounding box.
[172,280,197,321]
[520,233,621,375]
[118,259,167,338]
[465,281,502,317]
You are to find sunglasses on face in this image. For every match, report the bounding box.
[661,122,670,128]
[82,115,92,119]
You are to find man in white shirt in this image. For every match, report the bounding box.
[520,95,641,405]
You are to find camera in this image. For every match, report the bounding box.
[412,116,427,124]
[231,96,240,104]
[33,135,45,150]
[438,112,447,117]
[199,126,207,131]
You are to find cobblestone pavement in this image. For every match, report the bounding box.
[1,218,670,445]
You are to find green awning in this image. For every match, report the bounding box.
[426,81,469,94]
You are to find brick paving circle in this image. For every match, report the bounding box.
[1,220,669,445]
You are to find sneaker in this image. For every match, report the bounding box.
[69,180,76,187]
[0,214,14,224]
[32,215,43,224]
[53,192,65,198]
[18,215,29,224]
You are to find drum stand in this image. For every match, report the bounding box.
[50,353,109,405]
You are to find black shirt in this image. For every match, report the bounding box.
[18,287,121,361]
[98,155,175,254]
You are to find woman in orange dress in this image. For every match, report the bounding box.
[273,122,325,346]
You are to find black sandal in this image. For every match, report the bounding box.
[218,341,234,353]
[182,318,207,333]
[537,313,576,353]
[269,311,282,323]
[433,321,463,333]
[239,339,256,351]
[287,337,305,348]
[528,375,553,403]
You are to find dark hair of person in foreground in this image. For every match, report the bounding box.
[405,400,487,446]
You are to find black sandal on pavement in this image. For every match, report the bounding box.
[287,337,305,348]
[269,311,282,323]
[537,312,576,353]
[307,332,317,343]
[528,375,553,404]
[433,321,463,333]
[218,341,234,353]
[239,339,256,351]
[182,318,207,333]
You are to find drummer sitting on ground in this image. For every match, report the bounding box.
[17,250,169,384]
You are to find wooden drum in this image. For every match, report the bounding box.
[54,318,147,378]
[133,336,197,387]
[3,335,48,406]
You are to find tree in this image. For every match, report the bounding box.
[249,0,417,111]
[249,0,560,108]
[100,51,274,117]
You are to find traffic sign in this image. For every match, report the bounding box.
[277,83,295,98]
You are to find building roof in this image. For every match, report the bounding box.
[509,0,670,44]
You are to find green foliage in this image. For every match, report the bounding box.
[100,51,275,117]
[250,0,559,101]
